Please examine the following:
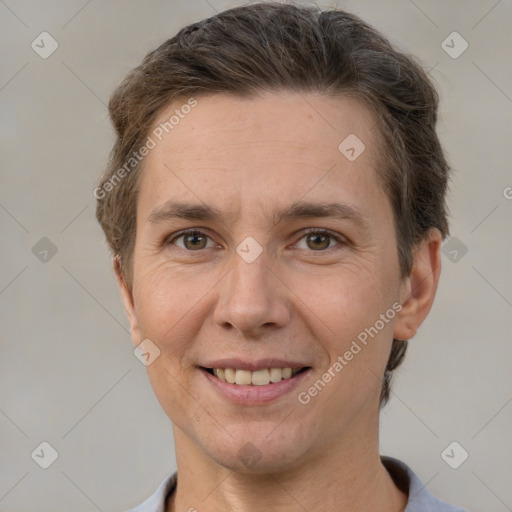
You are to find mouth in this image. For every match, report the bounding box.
[199,364,312,404]
[200,366,311,386]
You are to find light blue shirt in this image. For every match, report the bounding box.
[127,456,466,512]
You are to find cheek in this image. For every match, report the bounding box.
[294,260,393,337]
[290,261,398,402]
[131,267,206,426]
[132,260,222,365]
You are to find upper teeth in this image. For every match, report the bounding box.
[213,368,301,386]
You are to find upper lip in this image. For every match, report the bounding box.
[200,358,310,371]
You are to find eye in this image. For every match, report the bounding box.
[166,228,345,252]
[168,230,216,251]
[295,229,345,251]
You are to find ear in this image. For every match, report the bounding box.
[393,229,442,341]
[113,256,142,346]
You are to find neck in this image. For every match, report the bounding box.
[166,411,407,512]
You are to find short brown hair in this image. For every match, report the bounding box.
[96,2,450,406]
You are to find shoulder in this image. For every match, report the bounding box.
[382,456,467,512]
[125,472,177,512]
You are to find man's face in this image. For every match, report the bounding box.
[122,91,409,472]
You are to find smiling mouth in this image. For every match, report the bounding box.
[201,366,310,386]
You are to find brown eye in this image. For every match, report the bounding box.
[295,229,344,251]
[170,230,213,250]
[306,232,331,250]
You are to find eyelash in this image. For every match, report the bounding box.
[167,228,346,252]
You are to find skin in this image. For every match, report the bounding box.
[115,91,442,512]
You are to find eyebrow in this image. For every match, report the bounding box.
[147,200,367,229]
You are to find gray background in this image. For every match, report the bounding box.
[1,0,511,511]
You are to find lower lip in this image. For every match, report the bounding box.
[200,368,312,405]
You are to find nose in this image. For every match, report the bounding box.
[213,246,291,337]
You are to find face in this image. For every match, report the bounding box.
[117,91,435,473]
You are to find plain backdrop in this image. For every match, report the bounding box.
[1,1,511,511]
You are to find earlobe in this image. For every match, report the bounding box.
[113,255,141,346]
[393,229,442,341]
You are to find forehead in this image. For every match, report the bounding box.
[151,91,380,157]
[137,91,387,223]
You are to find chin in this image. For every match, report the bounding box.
[202,425,312,475]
